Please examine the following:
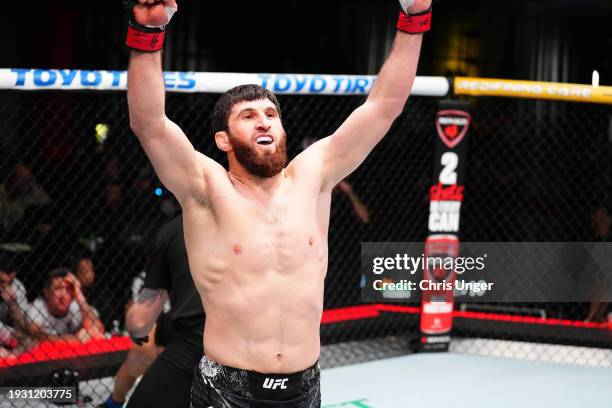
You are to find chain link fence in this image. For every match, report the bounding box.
[0,87,611,403]
[0,89,434,402]
[454,98,612,365]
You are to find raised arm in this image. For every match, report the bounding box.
[127,0,204,203]
[318,0,432,190]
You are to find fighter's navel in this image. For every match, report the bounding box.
[233,244,242,255]
[309,237,314,246]
[276,353,283,362]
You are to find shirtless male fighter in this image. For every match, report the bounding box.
[125,0,432,406]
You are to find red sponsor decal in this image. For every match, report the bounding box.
[436,110,471,148]
[429,183,464,201]
[420,235,458,335]
[420,302,454,334]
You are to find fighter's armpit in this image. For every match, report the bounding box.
[189,189,214,211]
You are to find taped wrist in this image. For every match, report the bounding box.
[397,7,432,34]
[124,0,171,52]
[126,21,166,52]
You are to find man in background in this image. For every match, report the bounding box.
[99,216,205,408]
[0,251,29,356]
[27,268,104,342]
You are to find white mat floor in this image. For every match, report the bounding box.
[321,353,612,408]
[3,348,611,407]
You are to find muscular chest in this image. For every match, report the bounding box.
[210,184,325,274]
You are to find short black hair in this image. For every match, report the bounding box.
[71,250,93,272]
[211,84,282,135]
[44,268,70,289]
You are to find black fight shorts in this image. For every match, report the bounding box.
[190,356,321,408]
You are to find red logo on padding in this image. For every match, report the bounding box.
[436,110,471,149]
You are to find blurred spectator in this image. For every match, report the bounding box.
[592,206,609,241]
[301,137,370,224]
[20,206,80,292]
[126,165,179,223]
[26,268,104,342]
[105,183,123,213]
[83,182,145,327]
[0,253,30,356]
[74,255,96,291]
[71,252,111,327]
[0,163,51,231]
[126,165,161,222]
[105,157,122,184]
[585,206,611,322]
[336,180,370,224]
[81,182,127,241]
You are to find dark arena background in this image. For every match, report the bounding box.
[1,0,612,407]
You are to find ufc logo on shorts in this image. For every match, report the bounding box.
[262,378,288,390]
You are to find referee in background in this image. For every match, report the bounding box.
[126,215,205,407]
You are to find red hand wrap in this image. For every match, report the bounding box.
[126,25,166,52]
[397,7,432,34]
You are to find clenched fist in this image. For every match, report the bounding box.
[132,0,177,28]
[399,0,432,15]
[125,0,177,52]
[397,0,432,34]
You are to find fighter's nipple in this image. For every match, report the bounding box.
[233,244,242,255]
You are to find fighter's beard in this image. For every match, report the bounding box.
[230,133,288,178]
